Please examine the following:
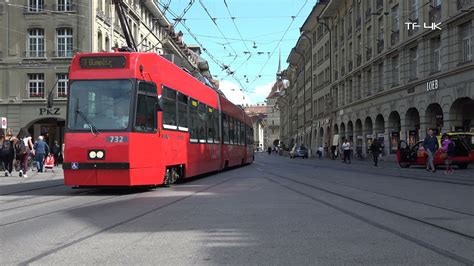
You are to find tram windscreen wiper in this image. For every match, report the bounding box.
[75,100,100,135]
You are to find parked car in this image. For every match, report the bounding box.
[290,146,309,159]
[396,134,473,169]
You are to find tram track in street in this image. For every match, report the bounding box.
[0,183,65,196]
[268,158,474,186]
[0,192,133,227]
[18,175,236,265]
[0,190,94,212]
[256,167,473,265]
[260,162,474,217]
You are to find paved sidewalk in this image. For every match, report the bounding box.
[0,165,64,186]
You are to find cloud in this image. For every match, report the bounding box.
[248,81,275,103]
[219,80,250,105]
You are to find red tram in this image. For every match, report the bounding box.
[63,52,254,187]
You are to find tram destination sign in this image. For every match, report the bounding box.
[80,56,126,69]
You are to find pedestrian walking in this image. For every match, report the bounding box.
[267,146,272,155]
[317,145,323,159]
[422,129,438,173]
[370,139,381,167]
[441,134,455,175]
[15,128,33,178]
[1,129,15,176]
[33,136,50,173]
[51,140,60,166]
[342,139,351,164]
[61,143,65,163]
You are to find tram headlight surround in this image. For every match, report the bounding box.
[89,151,97,159]
[88,150,105,160]
[96,151,104,159]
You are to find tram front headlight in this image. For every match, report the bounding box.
[96,150,104,159]
[89,151,97,159]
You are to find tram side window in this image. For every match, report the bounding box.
[214,111,220,143]
[207,107,215,143]
[236,121,241,145]
[245,126,249,145]
[223,114,229,144]
[198,103,207,143]
[251,128,254,145]
[229,117,233,145]
[162,86,177,129]
[241,123,245,145]
[177,93,188,131]
[189,99,199,142]
[234,119,239,145]
[134,94,157,132]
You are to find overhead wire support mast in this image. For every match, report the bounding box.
[112,0,137,51]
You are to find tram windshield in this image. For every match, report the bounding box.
[67,80,132,131]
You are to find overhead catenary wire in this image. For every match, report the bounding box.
[155,1,246,90]
[244,0,310,92]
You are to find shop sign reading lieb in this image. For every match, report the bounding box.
[426,79,439,92]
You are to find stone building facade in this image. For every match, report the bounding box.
[282,0,474,157]
[244,104,267,151]
[0,0,205,146]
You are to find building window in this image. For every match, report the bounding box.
[356,74,361,100]
[377,63,383,91]
[27,28,45,57]
[57,73,68,97]
[431,36,441,72]
[57,28,73,57]
[347,80,353,103]
[28,73,44,98]
[366,69,372,96]
[409,0,419,21]
[28,0,44,12]
[409,46,418,79]
[392,55,399,86]
[57,0,72,11]
[97,32,103,52]
[392,5,399,31]
[460,22,471,62]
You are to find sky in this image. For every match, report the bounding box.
[160,0,318,105]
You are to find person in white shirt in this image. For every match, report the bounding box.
[317,145,324,159]
[341,139,351,164]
